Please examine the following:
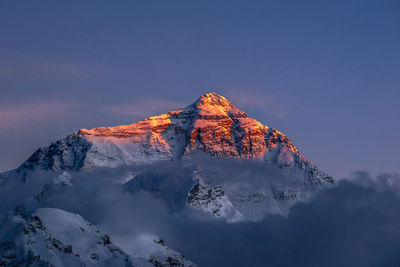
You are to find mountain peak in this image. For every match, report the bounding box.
[189,92,245,117]
[8,91,333,188]
[75,92,303,163]
[194,92,234,107]
[197,92,231,104]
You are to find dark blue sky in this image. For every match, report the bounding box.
[0,0,399,178]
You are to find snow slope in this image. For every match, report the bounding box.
[0,208,194,267]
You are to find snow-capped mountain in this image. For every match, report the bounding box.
[1,92,332,184]
[0,93,333,221]
[0,92,335,266]
[0,208,194,266]
[0,208,140,266]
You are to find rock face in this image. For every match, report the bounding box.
[0,135,91,183]
[2,92,333,185]
[186,169,244,222]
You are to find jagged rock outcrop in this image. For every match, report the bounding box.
[186,169,244,222]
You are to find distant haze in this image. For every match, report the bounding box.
[0,1,399,178]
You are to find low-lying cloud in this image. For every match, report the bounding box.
[105,97,185,118]
[166,172,400,267]
[0,101,71,129]
[1,162,400,267]
[0,96,184,131]
[0,57,94,81]
[225,90,286,119]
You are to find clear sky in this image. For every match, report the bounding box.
[0,0,399,178]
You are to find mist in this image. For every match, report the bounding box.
[166,172,400,267]
[1,160,400,266]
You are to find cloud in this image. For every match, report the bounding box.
[0,57,93,80]
[0,91,280,133]
[2,163,400,266]
[0,170,54,213]
[105,98,185,117]
[0,96,185,131]
[0,101,72,129]
[226,90,271,107]
[166,171,400,267]
[224,90,287,118]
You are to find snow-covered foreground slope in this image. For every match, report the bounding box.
[0,208,194,267]
[0,208,139,266]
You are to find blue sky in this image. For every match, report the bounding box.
[0,0,399,178]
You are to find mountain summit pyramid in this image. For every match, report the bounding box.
[77,92,300,164]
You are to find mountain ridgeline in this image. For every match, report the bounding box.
[3,92,332,184]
